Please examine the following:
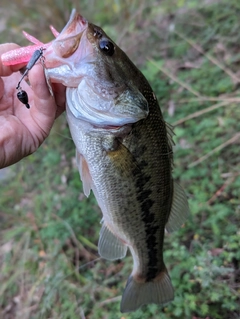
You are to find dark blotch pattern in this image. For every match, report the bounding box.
[135,164,159,281]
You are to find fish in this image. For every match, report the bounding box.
[1,9,189,313]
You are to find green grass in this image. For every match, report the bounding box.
[0,0,240,318]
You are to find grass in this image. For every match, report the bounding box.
[0,0,240,318]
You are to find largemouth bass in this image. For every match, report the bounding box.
[2,9,189,313]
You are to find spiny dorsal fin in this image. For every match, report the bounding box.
[165,122,175,168]
[165,121,175,148]
[165,181,189,233]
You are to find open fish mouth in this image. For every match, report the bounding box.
[1,9,88,67]
[43,9,89,68]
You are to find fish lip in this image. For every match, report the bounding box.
[58,9,88,38]
[43,9,89,67]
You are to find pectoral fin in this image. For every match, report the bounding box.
[165,181,189,232]
[76,151,92,197]
[98,221,127,261]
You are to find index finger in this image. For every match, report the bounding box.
[0,43,26,76]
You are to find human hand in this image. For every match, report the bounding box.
[0,43,66,168]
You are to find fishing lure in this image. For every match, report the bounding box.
[16,48,45,109]
[17,90,30,109]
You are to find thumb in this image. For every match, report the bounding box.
[0,78,3,99]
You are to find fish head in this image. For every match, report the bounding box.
[44,9,149,127]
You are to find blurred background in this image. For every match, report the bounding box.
[0,0,239,318]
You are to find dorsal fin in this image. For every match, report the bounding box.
[165,121,175,168]
[165,181,189,232]
[165,121,175,148]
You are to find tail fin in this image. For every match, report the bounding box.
[120,270,174,313]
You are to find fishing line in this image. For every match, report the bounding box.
[16,48,45,109]
[51,130,73,141]
[46,257,102,290]
[39,257,102,319]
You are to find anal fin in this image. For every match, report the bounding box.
[98,221,127,261]
[165,181,189,232]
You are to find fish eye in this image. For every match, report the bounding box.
[99,40,115,56]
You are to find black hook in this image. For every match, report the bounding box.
[16,48,45,109]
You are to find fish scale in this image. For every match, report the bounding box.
[2,9,190,313]
[68,87,173,286]
[67,64,177,312]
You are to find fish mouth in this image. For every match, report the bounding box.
[58,9,87,38]
[44,9,89,67]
